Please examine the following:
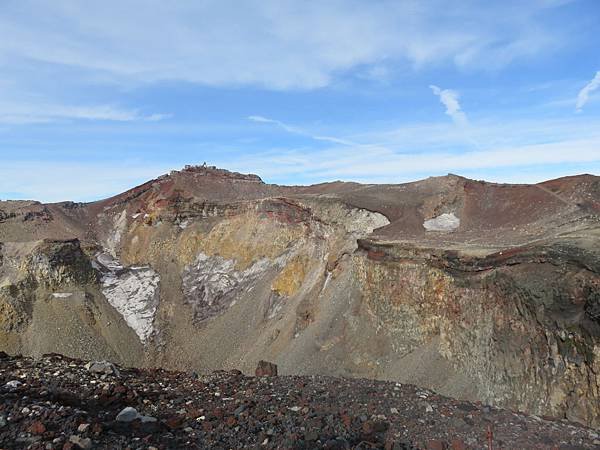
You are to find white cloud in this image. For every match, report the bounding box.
[248,115,356,146]
[0,1,570,91]
[221,137,600,182]
[0,1,576,128]
[224,115,600,183]
[429,85,469,127]
[0,102,169,125]
[248,115,300,134]
[576,71,600,112]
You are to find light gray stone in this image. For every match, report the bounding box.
[115,406,140,422]
[69,435,93,449]
[85,361,120,377]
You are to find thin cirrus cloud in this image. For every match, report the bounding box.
[232,111,600,184]
[248,115,356,146]
[3,115,600,202]
[576,71,600,112]
[0,103,171,125]
[222,136,600,182]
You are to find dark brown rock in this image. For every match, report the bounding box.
[164,415,185,430]
[450,439,467,450]
[27,420,46,435]
[225,416,237,427]
[255,360,278,377]
[427,440,448,450]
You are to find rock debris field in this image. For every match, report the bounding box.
[0,353,598,450]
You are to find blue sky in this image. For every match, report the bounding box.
[1,0,599,202]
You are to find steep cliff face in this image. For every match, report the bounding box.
[0,166,598,427]
[355,240,600,426]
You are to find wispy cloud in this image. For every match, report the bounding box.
[229,115,600,183]
[3,115,599,202]
[248,115,300,134]
[429,85,469,127]
[0,0,597,202]
[248,115,356,145]
[0,103,170,125]
[576,71,600,112]
[221,136,600,183]
[0,1,571,91]
[244,111,600,184]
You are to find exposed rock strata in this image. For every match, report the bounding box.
[355,240,600,426]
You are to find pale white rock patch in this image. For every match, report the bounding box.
[182,252,285,321]
[423,213,460,232]
[51,293,73,298]
[95,253,160,343]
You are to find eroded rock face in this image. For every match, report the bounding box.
[355,242,600,426]
[0,239,97,332]
[26,239,98,288]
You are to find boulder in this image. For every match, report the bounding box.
[115,407,140,422]
[69,435,93,449]
[4,380,22,390]
[255,360,278,377]
[85,361,120,377]
[115,406,157,424]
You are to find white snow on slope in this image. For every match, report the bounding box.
[95,253,160,343]
[423,213,460,232]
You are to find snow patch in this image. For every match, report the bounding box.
[95,253,160,343]
[51,292,73,298]
[344,208,390,235]
[423,213,460,232]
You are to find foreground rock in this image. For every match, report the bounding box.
[255,360,278,377]
[0,354,598,449]
[85,361,120,377]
